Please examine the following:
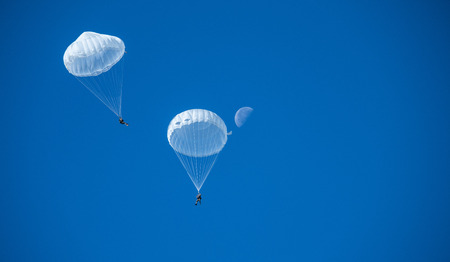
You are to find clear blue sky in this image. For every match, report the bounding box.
[1,0,450,261]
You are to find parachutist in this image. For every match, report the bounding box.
[119,117,129,126]
[195,193,202,205]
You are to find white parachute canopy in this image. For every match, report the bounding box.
[64,31,125,117]
[168,109,228,192]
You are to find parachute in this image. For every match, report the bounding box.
[64,31,125,117]
[168,109,228,192]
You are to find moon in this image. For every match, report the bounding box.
[235,107,254,127]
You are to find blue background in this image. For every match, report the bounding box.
[1,0,450,261]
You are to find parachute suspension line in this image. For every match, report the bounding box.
[174,152,219,192]
[172,121,221,192]
[196,120,219,190]
[75,57,125,117]
[113,55,125,117]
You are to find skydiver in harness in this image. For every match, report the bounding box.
[119,117,129,126]
[195,193,202,205]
